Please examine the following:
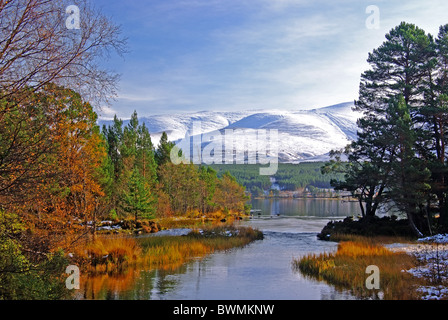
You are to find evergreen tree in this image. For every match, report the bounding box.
[121,111,139,171]
[155,132,175,166]
[417,24,448,228]
[123,167,156,223]
[137,122,157,190]
[198,166,217,214]
[329,22,440,235]
[386,96,431,236]
[323,106,394,218]
[103,115,124,182]
[355,22,434,115]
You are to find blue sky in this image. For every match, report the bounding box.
[93,0,448,119]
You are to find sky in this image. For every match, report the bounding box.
[92,0,448,119]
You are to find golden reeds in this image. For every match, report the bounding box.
[293,238,425,300]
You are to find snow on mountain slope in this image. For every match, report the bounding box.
[98,102,361,163]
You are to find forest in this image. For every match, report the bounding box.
[210,163,345,196]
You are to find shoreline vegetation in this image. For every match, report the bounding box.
[292,21,448,301]
[3,0,448,302]
[293,236,423,300]
[71,218,263,299]
[72,221,263,275]
[295,218,448,300]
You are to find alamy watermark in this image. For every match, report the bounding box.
[366,5,380,30]
[366,265,380,290]
[66,5,80,30]
[66,265,80,290]
[170,122,279,176]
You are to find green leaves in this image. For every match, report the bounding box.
[0,211,70,300]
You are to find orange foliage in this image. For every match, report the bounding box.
[15,85,108,251]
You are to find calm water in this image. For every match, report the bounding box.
[80,199,359,300]
[251,197,362,218]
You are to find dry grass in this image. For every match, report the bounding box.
[155,211,248,230]
[293,238,426,300]
[154,217,208,230]
[327,233,415,244]
[72,225,262,273]
[72,236,142,273]
[138,225,262,270]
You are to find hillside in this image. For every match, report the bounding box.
[99,102,361,163]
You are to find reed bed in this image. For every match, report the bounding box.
[72,225,263,274]
[293,238,425,300]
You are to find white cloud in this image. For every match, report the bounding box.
[99,0,448,118]
[98,105,119,120]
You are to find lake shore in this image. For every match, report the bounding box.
[71,222,263,274]
[386,234,448,300]
[294,232,448,300]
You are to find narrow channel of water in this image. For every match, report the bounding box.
[80,199,360,300]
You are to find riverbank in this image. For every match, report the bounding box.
[294,233,448,300]
[70,223,263,276]
[92,213,250,236]
[386,234,448,300]
[79,217,355,300]
[294,236,422,300]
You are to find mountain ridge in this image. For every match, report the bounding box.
[98,102,361,163]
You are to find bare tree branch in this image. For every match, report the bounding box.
[0,0,127,106]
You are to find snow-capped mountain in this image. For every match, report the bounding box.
[99,102,361,163]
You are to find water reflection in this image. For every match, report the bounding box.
[80,199,358,300]
[252,198,361,218]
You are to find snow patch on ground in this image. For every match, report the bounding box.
[386,234,448,300]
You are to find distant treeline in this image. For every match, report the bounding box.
[208,162,345,194]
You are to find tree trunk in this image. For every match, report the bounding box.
[407,212,423,238]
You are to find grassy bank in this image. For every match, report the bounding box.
[293,236,426,300]
[72,224,263,274]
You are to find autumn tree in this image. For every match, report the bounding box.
[31,85,109,249]
[0,87,59,206]
[213,172,249,214]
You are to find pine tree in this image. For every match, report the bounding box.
[103,115,124,182]
[330,22,438,235]
[418,24,448,228]
[121,111,139,171]
[123,167,156,224]
[323,108,394,219]
[355,22,434,115]
[198,166,218,214]
[386,96,431,236]
[155,132,175,166]
[137,122,157,190]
